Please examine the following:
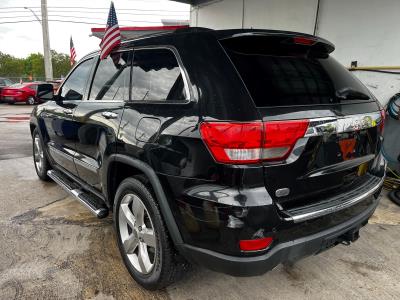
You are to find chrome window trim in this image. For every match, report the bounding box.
[129,45,192,103]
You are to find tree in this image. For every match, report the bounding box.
[25,53,45,79]
[0,50,72,81]
[51,50,71,79]
[0,52,25,78]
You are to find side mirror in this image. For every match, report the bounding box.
[37,83,54,102]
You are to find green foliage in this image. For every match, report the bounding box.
[0,52,25,78]
[26,53,45,78]
[51,50,71,79]
[0,50,71,80]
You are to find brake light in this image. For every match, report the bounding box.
[293,36,316,46]
[199,120,309,164]
[239,237,273,251]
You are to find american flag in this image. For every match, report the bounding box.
[100,1,121,60]
[70,36,76,66]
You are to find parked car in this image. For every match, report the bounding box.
[30,28,386,290]
[47,79,63,94]
[1,82,47,105]
[0,77,14,101]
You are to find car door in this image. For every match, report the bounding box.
[72,50,132,191]
[117,47,196,176]
[41,57,95,176]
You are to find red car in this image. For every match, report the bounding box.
[1,82,44,105]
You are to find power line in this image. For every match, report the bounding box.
[0,14,188,20]
[0,10,188,15]
[0,19,164,25]
[0,6,189,12]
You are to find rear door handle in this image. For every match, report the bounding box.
[102,111,118,119]
[63,109,73,115]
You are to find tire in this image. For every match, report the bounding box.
[27,97,35,105]
[113,177,184,290]
[388,190,400,206]
[32,128,51,181]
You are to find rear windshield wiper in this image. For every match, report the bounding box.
[336,87,370,100]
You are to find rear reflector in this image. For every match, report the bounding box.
[239,237,273,251]
[200,120,309,164]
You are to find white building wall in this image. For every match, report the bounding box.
[191,0,243,28]
[243,0,318,34]
[190,0,400,105]
[316,0,400,105]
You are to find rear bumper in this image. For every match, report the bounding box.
[178,197,379,276]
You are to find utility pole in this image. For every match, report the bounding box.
[40,0,53,80]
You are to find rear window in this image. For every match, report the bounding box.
[221,36,372,107]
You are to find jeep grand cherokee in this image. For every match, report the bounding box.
[30,28,386,290]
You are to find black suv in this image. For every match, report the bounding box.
[30,28,386,290]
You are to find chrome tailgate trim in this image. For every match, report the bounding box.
[283,174,384,223]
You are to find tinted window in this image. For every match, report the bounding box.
[221,36,371,107]
[90,52,132,100]
[131,49,186,102]
[61,58,93,100]
[0,80,5,86]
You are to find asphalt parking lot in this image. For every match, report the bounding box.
[0,104,399,300]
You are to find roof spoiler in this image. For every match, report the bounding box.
[219,30,335,54]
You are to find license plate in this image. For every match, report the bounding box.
[3,96,13,100]
[338,138,356,161]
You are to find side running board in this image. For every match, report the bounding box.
[47,170,109,219]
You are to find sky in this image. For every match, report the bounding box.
[0,0,190,59]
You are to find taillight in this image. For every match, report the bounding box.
[199,120,309,164]
[379,109,386,134]
[263,120,309,161]
[199,122,263,164]
[239,237,273,252]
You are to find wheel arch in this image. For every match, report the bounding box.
[29,122,37,136]
[106,154,184,246]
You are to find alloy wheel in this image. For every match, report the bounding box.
[33,135,43,173]
[118,193,157,275]
[27,97,35,105]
